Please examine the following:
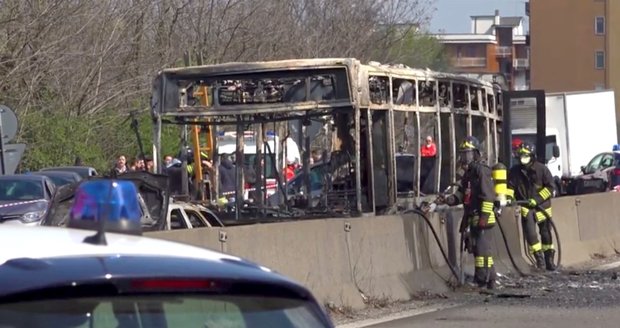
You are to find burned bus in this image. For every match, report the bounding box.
[150,58,504,219]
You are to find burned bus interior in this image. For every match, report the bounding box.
[151,59,504,221]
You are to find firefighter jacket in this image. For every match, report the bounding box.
[507,162,554,220]
[452,162,497,229]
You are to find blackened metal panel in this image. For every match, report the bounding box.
[502,90,546,166]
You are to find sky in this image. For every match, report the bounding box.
[428,0,529,34]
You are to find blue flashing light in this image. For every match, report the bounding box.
[69,180,142,236]
[613,144,620,151]
[266,130,276,137]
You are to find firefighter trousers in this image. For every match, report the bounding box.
[470,227,495,286]
[521,208,554,254]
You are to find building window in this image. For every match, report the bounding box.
[457,45,478,58]
[595,16,605,35]
[595,51,605,69]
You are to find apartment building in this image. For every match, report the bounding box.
[434,10,530,90]
[530,0,619,104]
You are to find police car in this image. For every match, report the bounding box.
[569,145,620,195]
[0,180,333,327]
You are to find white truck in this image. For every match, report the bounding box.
[510,89,618,195]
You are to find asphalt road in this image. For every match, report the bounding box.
[367,303,620,328]
[365,265,620,328]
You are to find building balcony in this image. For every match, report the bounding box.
[454,57,487,67]
[495,46,512,57]
[513,58,530,69]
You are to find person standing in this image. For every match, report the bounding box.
[507,142,556,271]
[444,136,498,289]
[421,135,437,158]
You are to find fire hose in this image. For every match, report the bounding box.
[408,198,529,286]
[494,204,530,277]
[431,183,529,281]
[402,205,462,285]
[399,193,561,287]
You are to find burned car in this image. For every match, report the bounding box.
[40,171,169,232]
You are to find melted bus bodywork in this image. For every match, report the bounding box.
[151,58,504,220]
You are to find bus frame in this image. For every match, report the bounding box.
[151,58,504,219]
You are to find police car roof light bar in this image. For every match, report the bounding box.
[82,180,114,246]
[69,180,143,245]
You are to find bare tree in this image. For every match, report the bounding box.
[0,0,437,169]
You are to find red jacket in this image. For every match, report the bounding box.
[285,165,296,181]
[421,143,437,157]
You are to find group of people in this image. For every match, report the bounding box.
[163,151,237,198]
[441,135,556,290]
[109,155,154,176]
[161,147,325,205]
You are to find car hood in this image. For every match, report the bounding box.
[0,200,48,218]
[41,171,169,231]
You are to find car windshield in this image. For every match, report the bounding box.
[0,295,328,328]
[0,179,44,201]
[46,175,75,187]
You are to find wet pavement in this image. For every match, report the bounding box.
[331,255,620,327]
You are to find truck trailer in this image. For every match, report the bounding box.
[510,89,617,195]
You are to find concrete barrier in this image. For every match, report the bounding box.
[146,192,620,309]
[149,212,456,309]
[552,192,620,266]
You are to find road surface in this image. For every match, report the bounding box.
[367,303,620,327]
[356,262,620,328]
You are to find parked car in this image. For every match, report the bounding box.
[167,200,225,230]
[567,151,620,195]
[40,166,98,179]
[30,170,82,187]
[0,175,56,225]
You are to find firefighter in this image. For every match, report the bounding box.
[443,136,498,289]
[174,148,212,199]
[507,142,556,271]
[186,149,211,178]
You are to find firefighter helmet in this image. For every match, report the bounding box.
[517,142,536,165]
[458,136,481,167]
[517,142,536,157]
[459,136,481,152]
